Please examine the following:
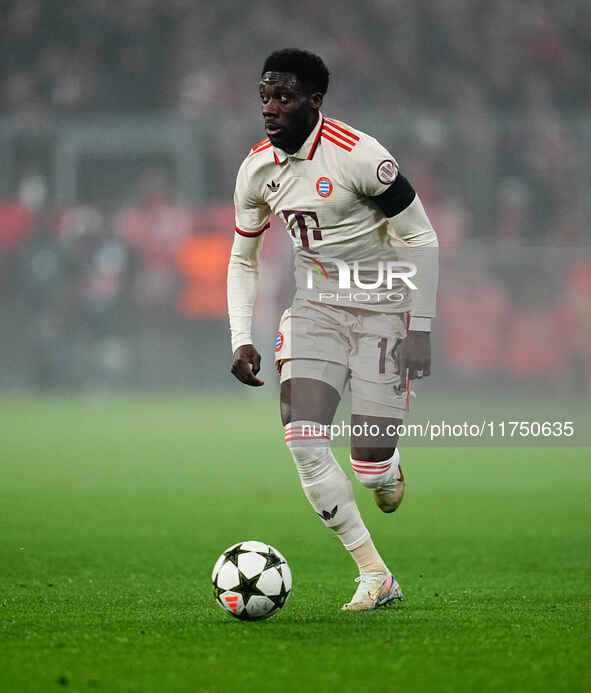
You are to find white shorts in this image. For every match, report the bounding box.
[275,299,408,419]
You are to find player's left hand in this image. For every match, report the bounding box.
[393,331,431,394]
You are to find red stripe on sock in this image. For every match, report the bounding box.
[351,464,392,475]
[351,460,392,469]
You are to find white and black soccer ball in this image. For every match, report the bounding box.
[212,541,292,621]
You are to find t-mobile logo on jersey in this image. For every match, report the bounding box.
[282,210,320,249]
[306,257,418,304]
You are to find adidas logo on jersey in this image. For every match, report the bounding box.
[267,180,280,192]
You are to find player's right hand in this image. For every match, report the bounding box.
[231,344,264,387]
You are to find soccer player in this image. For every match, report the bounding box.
[228,49,438,610]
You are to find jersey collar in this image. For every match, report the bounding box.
[273,112,324,163]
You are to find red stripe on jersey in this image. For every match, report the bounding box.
[322,123,357,147]
[321,132,353,152]
[273,151,280,164]
[235,222,270,237]
[307,117,324,160]
[252,136,270,151]
[249,142,272,157]
[325,120,360,142]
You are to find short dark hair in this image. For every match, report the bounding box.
[261,49,329,95]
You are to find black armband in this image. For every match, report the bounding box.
[372,173,416,218]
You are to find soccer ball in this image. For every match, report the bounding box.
[212,540,292,621]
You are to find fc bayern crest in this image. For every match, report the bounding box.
[316,177,333,197]
[376,159,399,185]
[275,332,284,352]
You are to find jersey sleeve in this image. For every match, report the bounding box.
[348,135,400,199]
[385,194,439,322]
[227,157,270,352]
[234,157,271,236]
[348,135,438,322]
[227,231,265,352]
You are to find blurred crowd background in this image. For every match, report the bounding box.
[0,0,589,391]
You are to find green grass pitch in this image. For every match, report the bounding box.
[1,394,590,692]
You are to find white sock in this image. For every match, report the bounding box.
[351,448,400,490]
[285,421,370,550]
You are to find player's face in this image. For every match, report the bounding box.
[259,72,322,154]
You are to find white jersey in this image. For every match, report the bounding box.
[228,113,438,351]
[235,114,395,246]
